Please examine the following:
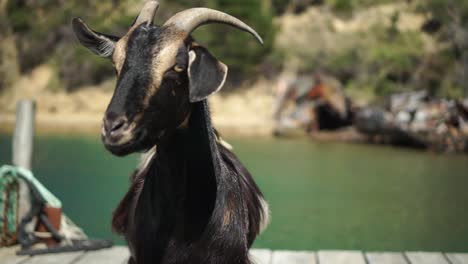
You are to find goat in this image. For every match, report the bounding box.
[72,1,269,264]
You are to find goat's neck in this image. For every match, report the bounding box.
[156,100,221,186]
[134,100,221,250]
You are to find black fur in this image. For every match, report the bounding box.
[107,26,156,121]
[113,101,266,264]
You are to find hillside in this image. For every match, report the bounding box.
[1,0,467,134]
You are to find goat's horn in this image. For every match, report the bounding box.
[163,8,263,45]
[134,1,160,26]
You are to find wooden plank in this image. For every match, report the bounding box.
[74,247,130,264]
[0,246,29,264]
[318,250,366,264]
[365,252,408,264]
[250,249,272,264]
[12,100,36,170]
[2,247,466,264]
[21,251,84,264]
[271,250,316,264]
[405,252,449,264]
[446,253,468,264]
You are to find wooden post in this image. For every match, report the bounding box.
[12,100,36,170]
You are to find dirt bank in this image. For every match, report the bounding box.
[0,65,275,136]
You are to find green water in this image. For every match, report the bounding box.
[1,134,467,252]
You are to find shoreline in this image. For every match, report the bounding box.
[0,69,277,137]
[0,113,366,144]
[0,113,274,137]
[4,115,467,156]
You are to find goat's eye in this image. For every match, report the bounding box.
[174,65,184,73]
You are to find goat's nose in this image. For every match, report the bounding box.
[103,114,129,137]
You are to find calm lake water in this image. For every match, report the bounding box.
[1,133,467,252]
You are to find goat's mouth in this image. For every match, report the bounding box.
[102,126,167,156]
[102,126,145,156]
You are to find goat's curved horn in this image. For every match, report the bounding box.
[163,8,263,45]
[134,1,160,26]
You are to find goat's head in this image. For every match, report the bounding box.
[72,1,262,156]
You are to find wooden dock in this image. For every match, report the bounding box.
[2,246,468,264]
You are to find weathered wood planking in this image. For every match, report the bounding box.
[445,253,468,264]
[3,247,468,264]
[74,247,130,264]
[271,250,316,264]
[365,252,408,264]
[318,250,366,264]
[0,246,29,264]
[405,252,450,264]
[250,249,273,264]
[22,252,84,264]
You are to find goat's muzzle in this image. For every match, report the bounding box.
[102,114,135,151]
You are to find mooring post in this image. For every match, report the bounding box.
[12,100,36,170]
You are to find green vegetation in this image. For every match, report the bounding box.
[7,1,124,89]
[272,0,468,99]
[414,0,468,98]
[190,0,276,85]
[1,0,467,99]
[1,0,275,91]
[319,29,424,97]
[328,0,399,16]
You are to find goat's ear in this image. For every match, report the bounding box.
[72,18,119,58]
[188,46,228,103]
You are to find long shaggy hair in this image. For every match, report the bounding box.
[112,101,270,264]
